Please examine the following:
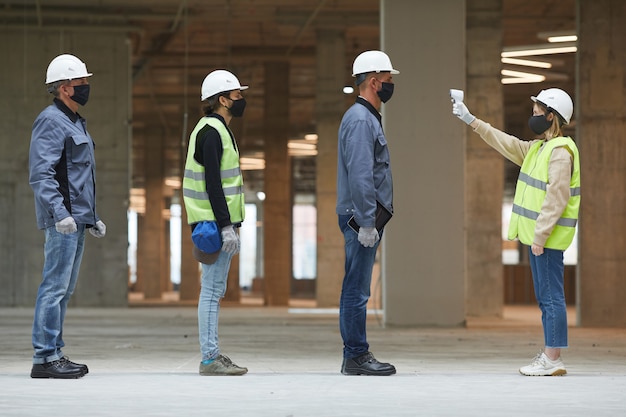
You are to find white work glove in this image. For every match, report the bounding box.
[358,227,380,248]
[220,225,240,256]
[89,220,107,238]
[452,102,476,125]
[55,216,77,234]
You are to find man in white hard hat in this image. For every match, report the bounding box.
[182,69,248,376]
[29,54,106,379]
[336,50,398,376]
[452,87,579,376]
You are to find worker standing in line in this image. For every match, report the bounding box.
[29,54,106,379]
[336,50,398,376]
[182,70,248,376]
[452,88,580,376]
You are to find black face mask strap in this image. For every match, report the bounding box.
[546,107,565,125]
[220,94,231,108]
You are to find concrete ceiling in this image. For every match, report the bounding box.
[1,0,576,199]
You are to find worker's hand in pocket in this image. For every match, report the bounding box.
[89,220,107,238]
[55,216,77,234]
[531,243,544,256]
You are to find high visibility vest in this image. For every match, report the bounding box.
[182,117,245,225]
[508,137,580,250]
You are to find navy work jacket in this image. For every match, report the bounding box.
[29,99,99,229]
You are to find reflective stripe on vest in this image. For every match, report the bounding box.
[182,117,245,225]
[507,137,580,250]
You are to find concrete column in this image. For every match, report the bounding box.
[137,128,165,300]
[382,0,465,326]
[224,119,245,303]
[179,192,200,302]
[577,0,626,327]
[0,29,129,306]
[263,61,292,306]
[315,29,346,308]
[464,0,504,317]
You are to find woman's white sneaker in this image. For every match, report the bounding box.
[519,352,567,376]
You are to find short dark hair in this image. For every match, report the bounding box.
[355,73,368,86]
[46,80,69,97]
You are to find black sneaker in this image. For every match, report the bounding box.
[31,359,85,379]
[341,352,396,376]
[60,356,89,375]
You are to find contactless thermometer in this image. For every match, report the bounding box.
[449,89,464,103]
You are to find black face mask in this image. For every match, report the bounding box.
[528,114,552,135]
[227,97,247,117]
[70,84,90,106]
[377,82,394,103]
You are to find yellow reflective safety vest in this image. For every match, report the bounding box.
[508,137,580,250]
[182,116,245,225]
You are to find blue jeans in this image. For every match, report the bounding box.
[198,249,233,361]
[528,247,568,349]
[32,224,86,364]
[338,214,381,359]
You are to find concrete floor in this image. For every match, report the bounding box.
[1,304,625,417]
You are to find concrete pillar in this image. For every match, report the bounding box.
[382,0,465,326]
[0,29,129,306]
[179,192,200,302]
[315,29,346,308]
[577,0,626,327]
[263,61,292,306]
[224,118,245,303]
[464,0,504,317]
[0,180,16,305]
[137,128,165,300]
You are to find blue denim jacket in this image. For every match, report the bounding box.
[336,97,393,228]
[29,100,99,229]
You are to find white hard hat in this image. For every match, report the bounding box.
[45,54,92,84]
[531,88,574,125]
[352,50,399,77]
[201,70,249,101]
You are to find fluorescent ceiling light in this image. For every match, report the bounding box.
[289,149,318,156]
[501,57,552,69]
[501,42,577,58]
[548,35,577,43]
[288,140,317,156]
[288,142,317,150]
[164,177,181,188]
[343,86,354,94]
[537,31,577,43]
[501,69,545,84]
[240,157,265,170]
[501,77,545,85]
